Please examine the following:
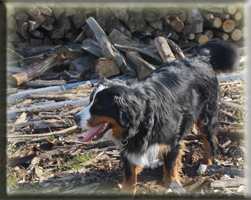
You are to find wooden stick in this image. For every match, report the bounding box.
[86,17,135,76]
[126,51,156,80]
[220,101,244,110]
[7,125,78,138]
[154,37,175,62]
[10,54,64,85]
[25,79,66,87]
[114,43,163,63]
[166,39,186,58]
[211,178,244,188]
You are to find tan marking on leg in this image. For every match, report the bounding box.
[163,146,183,189]
[196,123,216,165]
[121,164,141,196]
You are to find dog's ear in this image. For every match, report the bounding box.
[113,93,144,139]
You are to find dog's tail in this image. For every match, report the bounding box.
[193,38,239,74]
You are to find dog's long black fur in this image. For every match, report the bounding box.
[75,39,238,191]
[98,39,238,171]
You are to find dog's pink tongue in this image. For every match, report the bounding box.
[77,122,106,142]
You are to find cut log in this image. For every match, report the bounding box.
[28,20,40,32]
[199,6,223,14]
[214,13,230,20]
[26,6,41,18]
[41,23,53,31]
[211,178,244,188]
[154,37,175,62]
[94,58,120,78]
[65,7,76,17]
[8,32,22,43]
[72,10,86,29]
[70,55,96,73]
[50,27,64,38]
[109,28,155,50]
[43,36,53,46]
[201,12,214,21]
[81,38,103,58]
[123,11,146,33]
[32,15,45,26]
[16,13,28,21]
[10,54,64,85]
[230,29,242,41]
[54,45,87,61]
[223,5,237,15]
[233,12,242,21]
[86,17,135,76]
[40,7,52,16]
[53,5,65,19]
[114,22,131,39]
[185,22,204,34]
[188,33,195,40]
[18,54,47,68]
[142,11,159,23]
[30,38,43,47]
[220,19,235,33]
[114,43,163,64]
[186,8,204,23]
[149,20,163,31]
[204,30,213,39]
[163,15,184,33]
[18,21,29,39]
[126,51,155,80]
[195,34,209,44]
[8,16,18,32]
[25,80,66,87]
[172,8,187,22]
[73,30,86,43]
[163,26,179,41]
[43,15,55,25]
[18,45,54,57]
[30,30,44,38]
[213,30,229,40]
[166,39,186,59]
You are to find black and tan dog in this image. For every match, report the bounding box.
[74,39,238,195]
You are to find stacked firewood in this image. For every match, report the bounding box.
[6,3,244,49]
[6,3,245,88]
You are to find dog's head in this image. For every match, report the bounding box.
[74,79,148,143]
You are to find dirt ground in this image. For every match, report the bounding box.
[6,76,246,198]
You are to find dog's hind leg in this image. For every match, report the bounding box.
[120,157,141,196]
[163,144,183,192]
[196,122,218,166]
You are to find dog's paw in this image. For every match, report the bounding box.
[197,163,207,175]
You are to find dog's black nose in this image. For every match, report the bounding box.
[74,114,81,124]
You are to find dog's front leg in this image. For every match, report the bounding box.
[163,144,183,193]
[120,157,140,196]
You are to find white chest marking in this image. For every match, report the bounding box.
[125,143,161,168]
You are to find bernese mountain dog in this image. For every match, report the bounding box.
[74,39,239,195]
